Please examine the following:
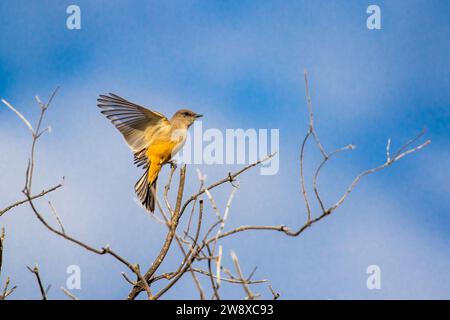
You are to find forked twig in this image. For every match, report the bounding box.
[27,264,48,300]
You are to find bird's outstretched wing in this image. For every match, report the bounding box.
[97,93,168,153]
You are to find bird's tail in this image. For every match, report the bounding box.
[135,169,157,213]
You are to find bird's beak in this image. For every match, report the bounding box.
[195,114,203,119]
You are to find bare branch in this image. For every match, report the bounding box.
[190,267,267,285]
[212,186,238,255]
[299,131,313,222]
[27,264,48,300]
[329,137,430,213]
[299,69,331,222]
[163,162,177,215]
[393,139,430,162]
[0,229,17,300]
[151,198,205,300]
[60,287,79,300]
[206,244,221,300]
[268,285,280,300]
[216,245,223,287]
[204,188,221,219]
[0,228,4,277]
[0,183,63,217]
[48,201,66,234]
[154,177,206,300]
[1,98,35,134]
[184,168,205,239]
[304,69,327,158]
[230,251,258,300]
[313,144,355,213]
[386,138,391,162]
[393,127,427,158]
[1,277,17,300]
[127,165,187,300]
[121,272,137,286]
[132,264,152,299]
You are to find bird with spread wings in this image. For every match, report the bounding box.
[97,93,202,212]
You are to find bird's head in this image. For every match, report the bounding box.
[172,109,203,127]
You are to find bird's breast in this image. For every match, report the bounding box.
[146,126,187,163]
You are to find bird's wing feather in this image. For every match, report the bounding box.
[97,93,168,153]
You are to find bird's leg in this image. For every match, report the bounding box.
[167,159,178,169]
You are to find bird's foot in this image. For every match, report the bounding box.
[167,160,178,169]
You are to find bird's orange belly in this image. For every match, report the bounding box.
[147,140,179,164]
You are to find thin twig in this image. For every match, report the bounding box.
[0,230,17,300]
[230,250,257,300]
[204,188,222,220]
[0,183,63,217]
[1,98,35,134]
[330,138,430,213]
[163,162,177,215]
[1,277,17,300]
[189,267,267,285]
[313,144,355,213]
[206,244,221,300]
[60,287,80,300]
[386,138,391,162]
[300,128,313,222]
[304,70,327,158]
[216,245,223,287]
[0,228,4,277]
[393,128,426,158]
[268,285,280,300]
[184,168,205,239]
[27,264,48,300]
[48,201,66,234]
[212,186,238,255]
[121,272,136,286]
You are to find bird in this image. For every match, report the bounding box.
[97,93,202,212]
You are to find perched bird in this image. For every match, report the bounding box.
[97,93,202,212]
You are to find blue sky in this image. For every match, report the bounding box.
[0,0,449,299]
